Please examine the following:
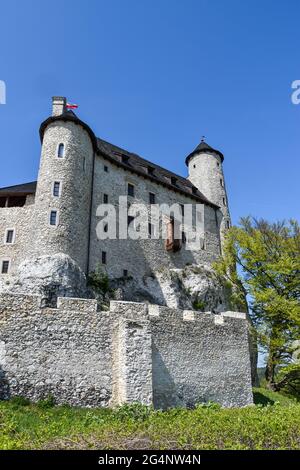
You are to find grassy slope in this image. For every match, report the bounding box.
[0,389,299,450]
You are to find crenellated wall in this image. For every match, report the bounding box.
[0,294,253,408]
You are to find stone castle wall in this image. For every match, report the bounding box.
[0,132,222,290]
[89,153,221,281]
[0,195,35,278]
[0,293,253,408]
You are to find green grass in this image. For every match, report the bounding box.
[0,389,299,450]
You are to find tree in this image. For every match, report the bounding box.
[87,265,115,309]
[214,218,300,391]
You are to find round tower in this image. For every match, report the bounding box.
[21,97,97,298]
[186,138,231,246]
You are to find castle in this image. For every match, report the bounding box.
[0,97,253,408]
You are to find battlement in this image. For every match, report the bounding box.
[0,293,253,408]
[0,293,248,328]
[111,300,247,324]
[57,297,98,313]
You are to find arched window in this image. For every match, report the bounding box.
[57,143,65,158]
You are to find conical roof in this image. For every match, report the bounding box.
[185,139,224,165]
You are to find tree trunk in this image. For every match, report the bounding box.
[265,351,277,390]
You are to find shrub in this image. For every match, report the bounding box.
[192,297,205,311]
[37,395,56,409]
[9,396,31,407]
[113,403,153,422]
[196,401,221,410]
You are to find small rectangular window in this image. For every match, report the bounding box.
[223,197,226,206]
[102,251,107,264]
[128,183,135,197]
[182,231,186,244]
[127,215,134,227]
[104,165,108,172]
[103,194,108,204]
[148,223,154,237]
[53,181,60,197]
[57,143,64,158]
[5,229,14,244]
[50,210,58,226]
[220,178,223,187]
[1,260,9,274]
[149,192,156,204]
[123,269,128,277]
[180,204,184,216]
[121,155,129,164]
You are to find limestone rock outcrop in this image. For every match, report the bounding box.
[0,254,89,305]
[111,263,232,312]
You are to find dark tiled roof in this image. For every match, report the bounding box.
[96,138,217,207]
[38,111,219,208]
[40,110,98,152]
[185,140,224,165]
[0,181,37,196]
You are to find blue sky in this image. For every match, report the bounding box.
[0,0,299,224]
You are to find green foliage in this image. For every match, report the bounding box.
[275,364,300,398]
[214,218,300,389]
[113,403,153,422]
[253,387,299,406]
[9,396,31,408]
[0,391,299,450]
[37,395,56,409]
[87,265,115,307]
[192,297,206,311]
[87,266,110,295]
[196,401,221,410]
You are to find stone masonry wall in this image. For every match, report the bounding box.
[149,306,253,408]
[0,196,35,278]
[0,294,253,408]
[29,121,94,273]
[89,154,221,281]
[0,293,113,406]
[187,151,231,243]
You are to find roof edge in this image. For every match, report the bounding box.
[0,181,37,196]
[185,147,224,166]
[38,113,219,209]
[39,112,98,152]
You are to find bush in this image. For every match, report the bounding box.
[275,364,300,399]
[9,396,31,407]
[192,298,205,311]
[36,395,56,409]
[87,269,110,295]
[196,401,221,410]
[113,403,153,422]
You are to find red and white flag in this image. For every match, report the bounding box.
[66,102,78,109]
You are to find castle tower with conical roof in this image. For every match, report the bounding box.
[186,139,231,248]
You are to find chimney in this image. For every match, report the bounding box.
[52,96,66,116]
